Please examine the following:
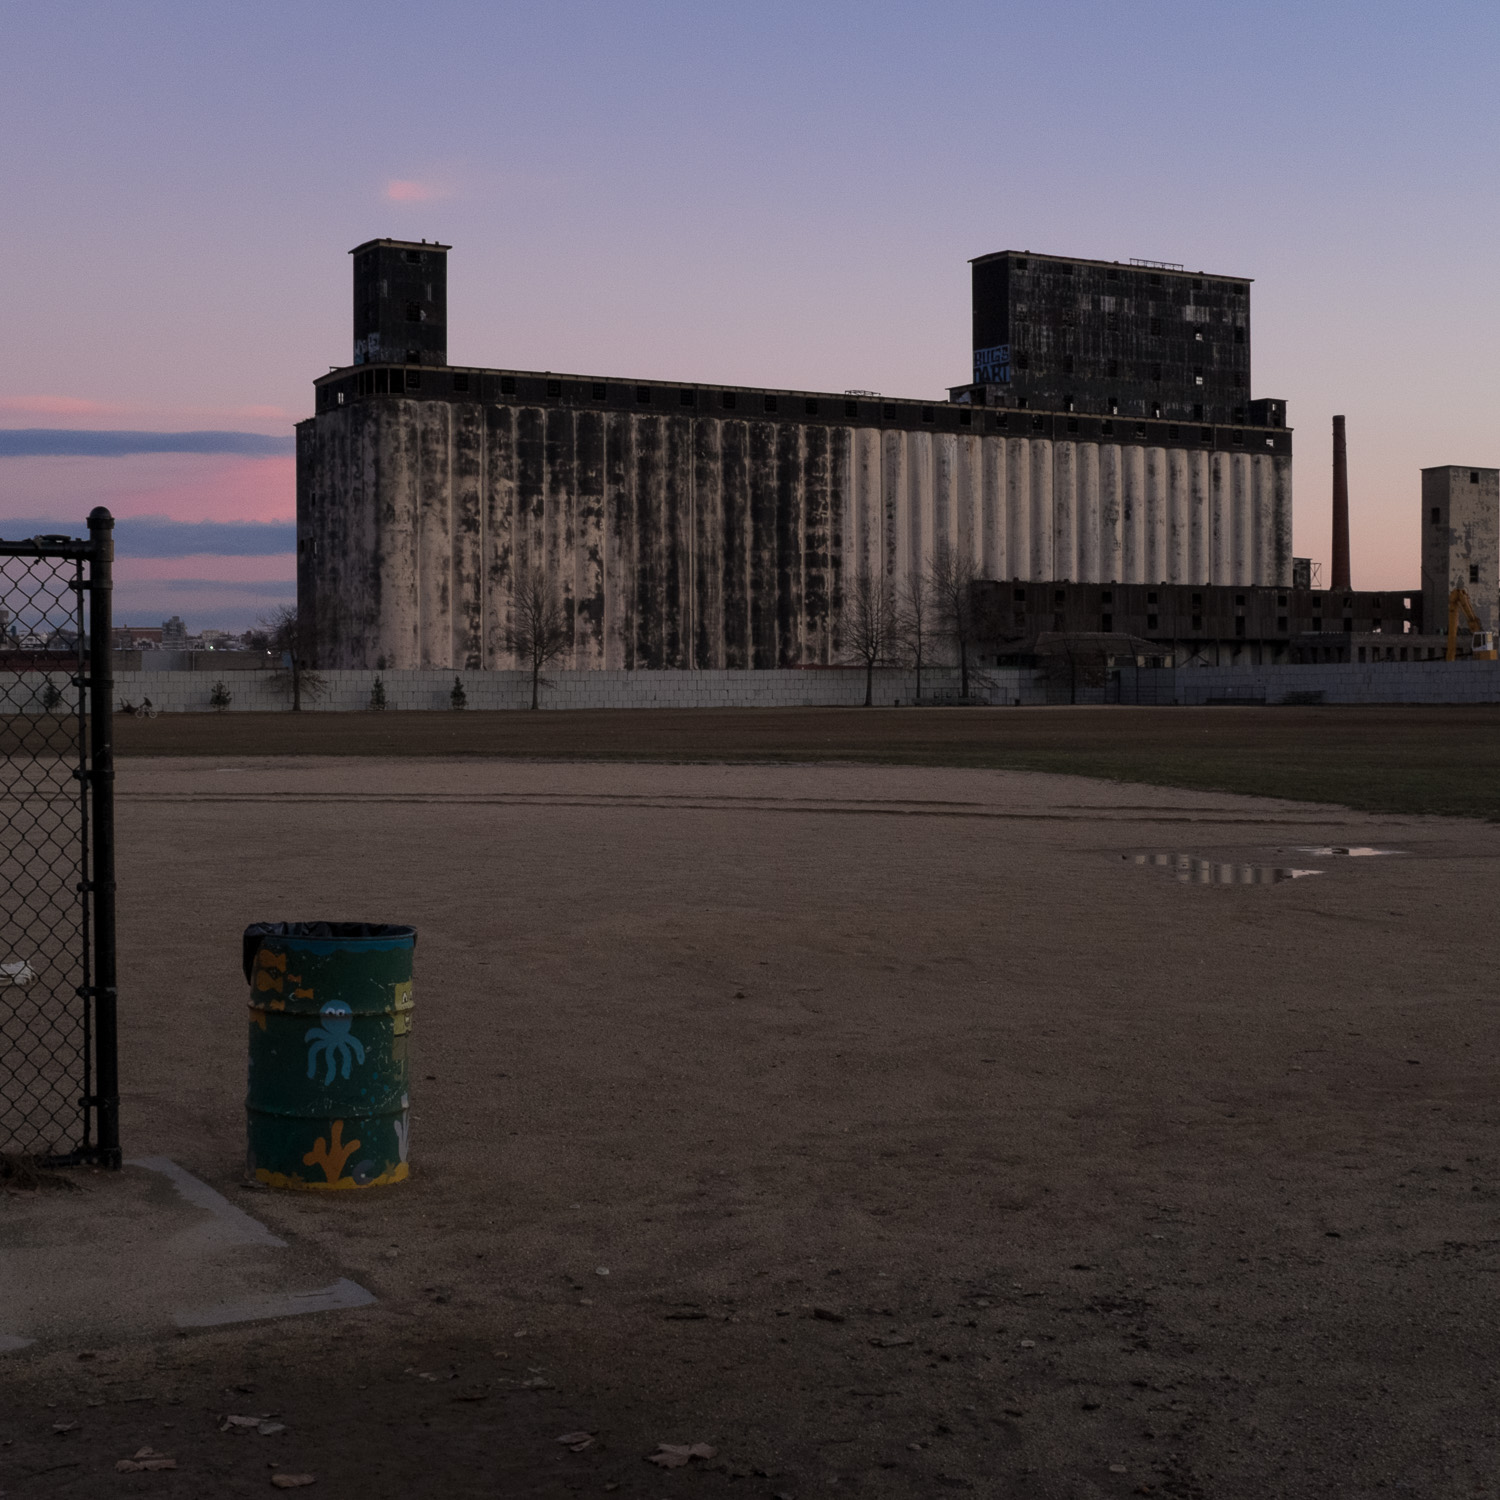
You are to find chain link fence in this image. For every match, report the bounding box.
[0,514,117,1165]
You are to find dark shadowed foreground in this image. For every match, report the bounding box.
[108,702,1500,821]
[2,757,1496,1498]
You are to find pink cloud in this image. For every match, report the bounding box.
[384,178,450,203]
[0,395,296,430]
[0,394,126,419]
[0,453,294,524]
[230,405,296,422]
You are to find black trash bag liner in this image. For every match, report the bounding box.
[242,922,417,983]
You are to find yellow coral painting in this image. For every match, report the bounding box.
[303,1120,360,1183]
[254,1160,410,1191]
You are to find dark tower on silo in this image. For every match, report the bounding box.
[963,251,1256,423]
[350,238,450,366]
[1331,414,1351,590]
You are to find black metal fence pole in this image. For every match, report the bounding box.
[87,507,119,1166]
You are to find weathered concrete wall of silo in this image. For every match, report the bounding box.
[1271,453,1294,587]
[298,400,1296,666]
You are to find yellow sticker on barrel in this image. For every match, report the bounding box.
[393,980,414,1035]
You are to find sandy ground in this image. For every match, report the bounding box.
[3,756,1499,1499]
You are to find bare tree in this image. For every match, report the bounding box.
[838,567,898,707]
[928,544,981,700]
[504,569,571,710]
[896,568,934,704]
[259,604,323,711]
[260,603,301,660]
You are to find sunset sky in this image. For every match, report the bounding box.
[1,2,1495,629]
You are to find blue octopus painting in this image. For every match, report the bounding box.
[305,1000,366,1083]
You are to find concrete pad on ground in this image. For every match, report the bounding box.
[0,1157,371,1352]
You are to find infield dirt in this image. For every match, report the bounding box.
[3,755,1498,1498]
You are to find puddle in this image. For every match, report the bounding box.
[1292,846,1404,858]
[1130,853,1323,885]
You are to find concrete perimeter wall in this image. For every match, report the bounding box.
[79,665,1038,712]
[7,661,1500,713]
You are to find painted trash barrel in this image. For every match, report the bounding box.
[243,922,415,1190]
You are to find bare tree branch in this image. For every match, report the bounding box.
[928,544,981,700]
[838,567,898,707]
[503,570,571,710]
[258,603,324,711]
[895,569,934,704]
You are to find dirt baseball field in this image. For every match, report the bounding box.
[4,741,1500,1498]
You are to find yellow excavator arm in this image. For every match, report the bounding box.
[1447,587,1498,660]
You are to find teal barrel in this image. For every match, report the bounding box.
[243,922,415,1190]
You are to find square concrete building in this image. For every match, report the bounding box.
[1422,466,1498,634]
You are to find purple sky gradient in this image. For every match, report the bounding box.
[2,2,1496,626]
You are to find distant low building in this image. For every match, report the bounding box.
[975,579,1428,668]
[113,625,164,649]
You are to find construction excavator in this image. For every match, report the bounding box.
[1446,586,1498,661]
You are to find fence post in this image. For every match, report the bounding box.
[87,507,120,1166]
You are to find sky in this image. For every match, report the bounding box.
[1,1,1496,629]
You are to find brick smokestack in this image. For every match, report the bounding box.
[1331,414,1351,590]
